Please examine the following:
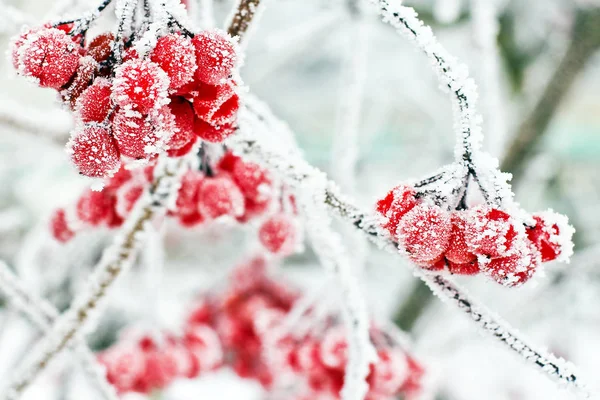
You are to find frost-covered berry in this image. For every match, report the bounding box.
[175,170,204,226]
[50,208,75,243]
[526,211,574,263]
[376,184,418,237]
[62,56,97,109]
[10,27,40,69]
[197,176,245,219]
[87,32,114,63]
[192,30,237,85]
[76,188,113,225]
[447,259,480,275]
[113,110,159,159]
[193,82,239,126]
[112,59,170,113]
[77,78,112,123]
[369,349,409,397]
[319,328,347,369]
[232,159,272,203]
[445,212,476,264]
[166,97,196,155]
[259,214,296,256]
[115,181,144,218]
[193,118,236,143]
[464,207,518,259]
[16,28,80,89]
[421,256,445,271]
[481,244,540,287]
[67,125,120,178]
[397,205,451,265]
[151,34,197,90]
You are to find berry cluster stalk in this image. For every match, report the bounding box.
[228,96,590,397]
[0,262,118,400]
[226,0,263,44]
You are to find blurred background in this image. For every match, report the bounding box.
[0,0,599,399]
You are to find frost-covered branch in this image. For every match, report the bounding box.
[226,0,264,44]
[227,97,590,396]
[0,262,117,400]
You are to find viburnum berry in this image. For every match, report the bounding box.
[376,184,418,237]
[15,28,80,89]
[445,211,476,264]
[217,151,240,172]
[62,56,97,109]
[67,125,121,178]
[319,328,347,369]
[481,243,540,287]
[112,59,170,113]
[50,208,75,243]
[174,170,204,226]
[151,34,197,90]
[369,349,409,397]
[464,207,519,259]
[397,204,451,265]
[526,211,574,263]
[423,257,446,271]
[193,81,240,126]
[193,118,236,143]
[184,324,224,375]
[98,344,146,393]
[113,110,160,159]
[197,176,245,219]
[77,78,112,123]
[87,32,115,64]
[192,29,237,85]
[231,158,272,203]
[115,181,144,218]
[165,97,196,155]
[259,214,296,256]
[76,188,113,225]
[447,259,480,275]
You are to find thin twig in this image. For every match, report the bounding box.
[226,0,263,44]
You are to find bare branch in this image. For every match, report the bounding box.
[226,0,263,44]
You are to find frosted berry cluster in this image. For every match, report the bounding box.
[98,327,222,394]
[376,183,574,287]
[11,22,240,179]
[99,257,424,398]
[50,151,299,257]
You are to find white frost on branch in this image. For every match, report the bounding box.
[0,262,118,400]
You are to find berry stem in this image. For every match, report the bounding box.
[226,0,263,44]
[52,0,115,33]
[227,95,590,395]
[0,261,118,400]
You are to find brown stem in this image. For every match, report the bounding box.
[227,0,262,41]
[501,7,600,184]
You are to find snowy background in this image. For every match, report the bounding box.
[1,0,600,399]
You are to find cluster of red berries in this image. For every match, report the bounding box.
[376,184,574,287]
[98,257,423,398]
[50,151,299,257]
[11,24,240,179]
[98,325,222,394]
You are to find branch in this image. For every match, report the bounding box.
[226,0,264,44]
[226,96,590,396]
[500,7,600,185]
[0,262,117,400]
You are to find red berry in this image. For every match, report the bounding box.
[193,118,236,143]
[526,212,573,263]
[10,27,41,69]
[113,110,160,159]
[481,244,540,287]
[319,328,347,369]
[77,77,112,123]
[166,97,196,155]
[397,205,451,265]
[370,349,409,396]
[192,29,237,85]
[217,151,240,172]
[445,211,476,264]
[193,81,239,125]
[197,176,245,219]
[447,259,480,275]
[76,188,113,225]
[421,256,446,271]
[67,125,120,178]
[16,28,80,89]
[115,181,144,217]
[151,34,197,90]
[259,214,296,256]
[62,56,97,109]
[175,170,204,226]
[232,159,272,203]
[376,184,418,237]
[50,208,75,243]
[105,166,133,191]
[112,59,170,113]
[464,207,518,259]
[87,32,114,63]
